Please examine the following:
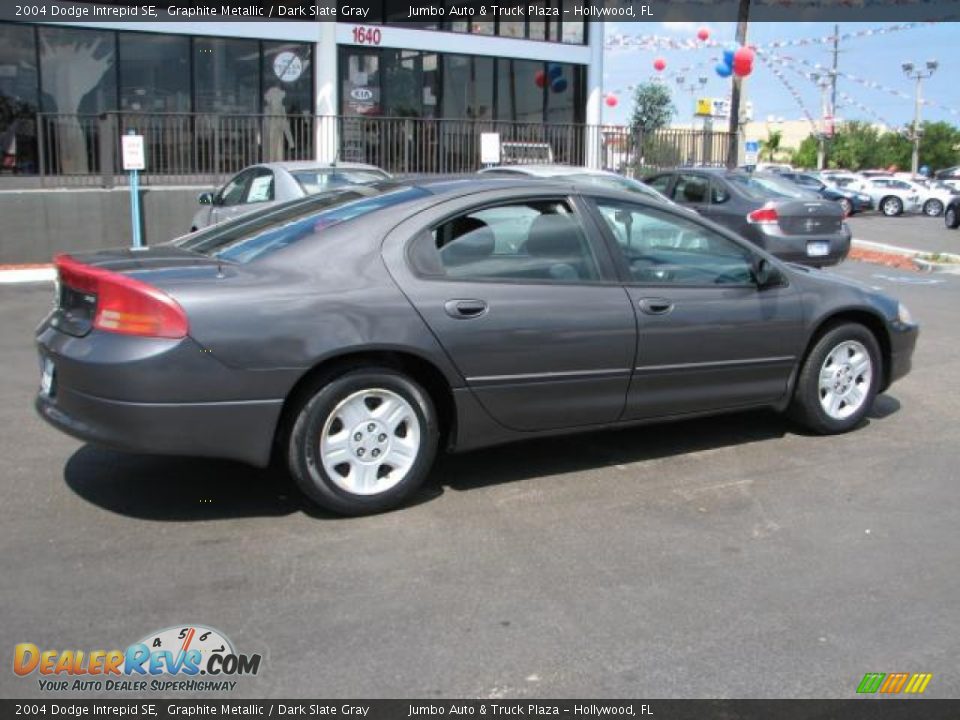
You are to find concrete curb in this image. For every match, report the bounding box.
[0,265,55,284]
[852,239,960,274]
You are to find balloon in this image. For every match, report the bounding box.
[733,57,753,77]
[722,48,736,67]
[551,77,568,93]
[734,46,755,65]
[534,70,547,89]
[715,62,732,78]
[605,95,618,108]
[653,57,667,72]
[697,28,710,41]
[548,64,563,79]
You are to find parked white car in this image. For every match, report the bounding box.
[860,177,923,217]
[189,161,390,232]
[821,172,870,193]
[912,180,960,216]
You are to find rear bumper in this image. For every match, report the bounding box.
[36,388,282,467]
[756,226,852,267]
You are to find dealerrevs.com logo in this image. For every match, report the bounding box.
[13,625,262,693]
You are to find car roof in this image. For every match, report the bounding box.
[480,164,618,178]
[254,161,388,173]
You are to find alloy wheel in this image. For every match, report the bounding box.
[924,199,944,217]
[818,340,873,421]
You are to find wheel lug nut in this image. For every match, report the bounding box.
[357,448,365,457]
[378,433,387,442]
[367,423,376,432]
[371,449,380,458]
[353,432,362,442]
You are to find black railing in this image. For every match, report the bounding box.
[15,113,733,188]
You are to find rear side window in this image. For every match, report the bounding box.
[177,184,429,263]
[412,200,601,283]
[291,168,388,194]
[673,174,708,204]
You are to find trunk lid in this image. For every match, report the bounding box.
[774,199,844,236]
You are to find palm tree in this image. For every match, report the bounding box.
[762,129,783,162]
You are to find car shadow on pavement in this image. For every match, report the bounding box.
[64,397,900,520]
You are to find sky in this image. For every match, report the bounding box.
[601,22,959,131]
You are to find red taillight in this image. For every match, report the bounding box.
[54,254,188,339]
[747,203,779,224]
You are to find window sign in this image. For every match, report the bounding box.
[273,51,303,83]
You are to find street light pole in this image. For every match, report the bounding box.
[901,60,938,174]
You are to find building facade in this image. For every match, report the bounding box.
[0,8,604,180]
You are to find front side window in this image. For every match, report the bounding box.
[416,200,601,283]
[244,170,275,204]
[218,170,253,206]
[593,200,755,286]
[672,174,708,204]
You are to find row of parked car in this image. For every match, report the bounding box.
[190,160,853,268]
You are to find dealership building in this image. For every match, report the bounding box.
[0,4,605,182]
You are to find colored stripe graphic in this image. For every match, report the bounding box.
[857,673,885,693]
[904,673,933,694]
[879,672,910,693]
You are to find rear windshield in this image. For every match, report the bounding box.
[175,184,429,263]
[291,168,389,194]
[728,173,817,200]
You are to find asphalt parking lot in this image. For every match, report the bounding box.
[2,259,958,699]
[848,212,959,255]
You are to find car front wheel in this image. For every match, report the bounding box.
[923,199,944,217]
[880,196,903,217]
[945,205,959,229]
[288,369,439,515]
[839,198,853,216]
[788,323,881,435]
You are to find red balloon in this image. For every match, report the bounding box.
[734,46,755,65]
[605,95,618,108]
[733,57,753,77]
[697,28,710,41]
[653,57,667,72]
[534,70,547,89]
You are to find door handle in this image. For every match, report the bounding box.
[444,299,488,319]
[637,297,674,315]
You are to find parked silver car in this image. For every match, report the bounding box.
[189,161,390,231]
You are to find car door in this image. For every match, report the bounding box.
[587,197,805,420]
[391,194,637,432]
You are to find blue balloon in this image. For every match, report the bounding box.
[548,64,563,80]
[551,77,568,93]
[722,49,736,67]
[715,62,732,78]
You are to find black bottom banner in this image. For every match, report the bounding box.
[3,700,959,720]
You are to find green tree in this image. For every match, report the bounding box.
[761,129,783,162]
[829,121,882,170]
[877,132,911,170]
[790,135,819,169]
[628,82,675,136]
[918,121,960,171]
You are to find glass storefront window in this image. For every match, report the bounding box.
[442,54,494,121]
[39,26,116,115]
[497,59,546,124]
[0,23,39,174]
[341,49,381,118]
[118,33,190,112]
[498,21,525,39]
[562,20,585,45]
[193,37,260,114]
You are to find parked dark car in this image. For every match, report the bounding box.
[778,171,873,216]
[36,177,917,515]
[945,196,960,229]
[645,169,851,267]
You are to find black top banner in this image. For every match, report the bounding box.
[1,0,959,23]
[4,700,960,719]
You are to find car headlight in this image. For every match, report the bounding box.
[897,302,914,325]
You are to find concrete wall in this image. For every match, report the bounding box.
[0,187,210,264]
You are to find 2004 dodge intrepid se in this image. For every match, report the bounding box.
[36,177,918,515]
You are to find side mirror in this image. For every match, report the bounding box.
[753,257,781,289]
[198,192,214,206]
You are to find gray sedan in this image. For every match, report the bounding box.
[37,177,917,515]
[189,161,389,231]
[479,164,677,205]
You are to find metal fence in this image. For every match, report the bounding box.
[13,113,733,188]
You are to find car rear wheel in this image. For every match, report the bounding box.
[880,196,903,217]
[839,198,853,217]
[923,199,944,217]
[788,323,881,435]
[288,369,438,515]
[945,205,959,229]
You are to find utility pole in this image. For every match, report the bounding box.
[726,0,750,169]
[831,24,839,123]
[902,59,938,174]
[810,72,832,169]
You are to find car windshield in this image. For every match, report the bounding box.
[176,183,429,263]
[560,173,673,204]
[291,168,389,194]
[728,173,817,200]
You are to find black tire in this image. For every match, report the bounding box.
[923,199,944,217]
[287,368,439,515]
[945,205,959,229]
[788,323,882,435]
[880,196,903,217]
